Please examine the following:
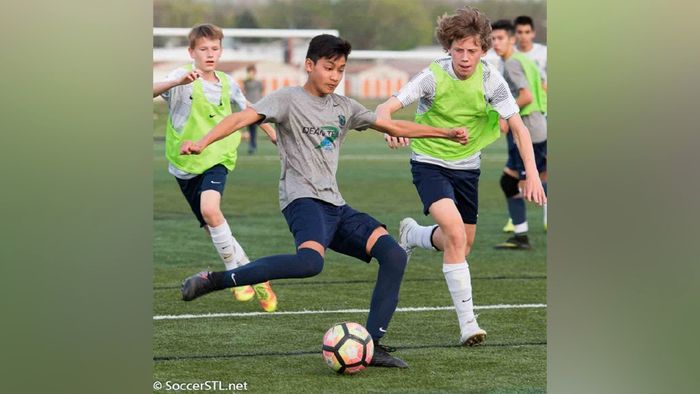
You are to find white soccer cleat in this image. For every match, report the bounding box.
[460,319,487,347]
[398,217,417,261]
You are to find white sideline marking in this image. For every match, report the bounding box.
[154,303,546,321]
[241,154,507,162]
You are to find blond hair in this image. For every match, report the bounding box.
[188,23,223,49]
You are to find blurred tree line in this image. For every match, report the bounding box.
[154,0,546,50]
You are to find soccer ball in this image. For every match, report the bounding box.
[322,322,374,374]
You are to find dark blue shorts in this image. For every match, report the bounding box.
[175,164,228,227]
[410,160,480,225]
[282,198,385,263]
[505,132,547,180]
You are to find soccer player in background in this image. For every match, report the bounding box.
[242,64,264,154]
[178,34,469,368]
[377,7,546,346]
[491,19,548,250]
[153,24,279,311]
[504,14,548,233]
[514,15,547,90]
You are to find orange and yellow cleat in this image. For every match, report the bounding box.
[231,285,255,302]
[253,281,277,312]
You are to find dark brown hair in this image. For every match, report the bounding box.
[435,7,492,52]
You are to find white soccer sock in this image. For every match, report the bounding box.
[543,203,547,227]
[407,223,437,250]
[443,261,476,334]
[230,234,250,266]
[513,221,529,234]
[208,221,239,271]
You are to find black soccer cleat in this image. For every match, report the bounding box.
[181,271,216,301]
[369,341,409,368]
[494,234,532,250]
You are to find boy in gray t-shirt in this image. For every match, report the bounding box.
[178,34,468,369]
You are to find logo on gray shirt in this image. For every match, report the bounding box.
[303,125,340,151]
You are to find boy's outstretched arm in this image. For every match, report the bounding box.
[181,107,264,155]
[507,114,547,205]
[370,118,468,145]
[153,69,201,98]
[376,97,411,149]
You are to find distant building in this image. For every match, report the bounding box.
[153,60,307,99]
[345,63,409,99]
[229,61,307,93]
[154,60,415,100]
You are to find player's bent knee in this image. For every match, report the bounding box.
[200,205,220,219]
[200,200,223,223]
[364,226,389,255]
[296,247,324,277]
[500,172,520,198]
[372,235,408,272]
[447,232,466,249]
[386,241,408,269]
[202,212,224,227]
[442,225,466,251]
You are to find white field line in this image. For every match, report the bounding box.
[154,303,545,321]
[232,154,508,162]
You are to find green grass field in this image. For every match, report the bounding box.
[153,99,546,393]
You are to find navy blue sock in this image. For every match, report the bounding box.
[507,197,527,226]
[210,248,324,289]
[365,235,408,341]
[543,181,547,195]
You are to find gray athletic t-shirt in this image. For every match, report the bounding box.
[251,86,377,210]
[503,58,547,143]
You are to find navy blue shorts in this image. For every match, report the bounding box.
[410,160,480,224]
[175,164,228,227]
[282,198,385,263]
[505,132,547,180]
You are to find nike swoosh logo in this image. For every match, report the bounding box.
[333,103,340,107]
[211,181,221,184]
[462,297,472,303]
[230,273,237,285]
[209,114,215,118]
[379,327,386,332]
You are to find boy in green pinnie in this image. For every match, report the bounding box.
[152,24,278,312]
[377,7,546,346]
